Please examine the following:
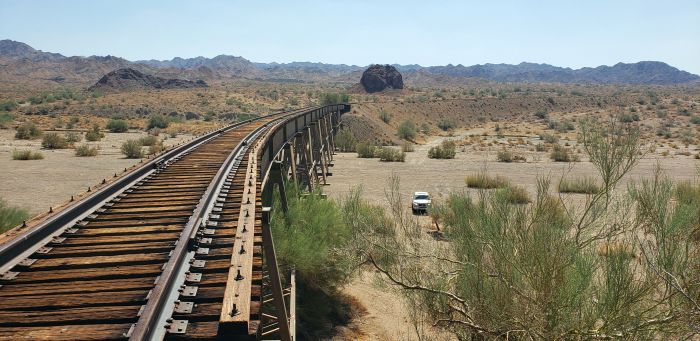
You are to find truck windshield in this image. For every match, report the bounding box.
[414,195,429,200]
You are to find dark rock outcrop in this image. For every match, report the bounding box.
[88,68,208,92]
[361,64,404,93]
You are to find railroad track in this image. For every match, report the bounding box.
[0,105,348,341]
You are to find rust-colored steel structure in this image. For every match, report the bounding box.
[0,104,349,341]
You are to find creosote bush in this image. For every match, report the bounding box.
[334,129,357,152]
[397,120,416,140]
[106,119,128,133]
[377,147,405,162]
[75,144,99,157]
[147,114,169,130]
[11,149,44,160]
[41,133,69,149]
[85,124,104,141]
[550,144,579,162]
[121,139,144,158]
[428,140,456,159]
[139,135,158,146]
[356,142,377,158]
[378,110,390,123]
[14,122,42,139]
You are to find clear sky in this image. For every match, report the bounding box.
[1,0,699,74]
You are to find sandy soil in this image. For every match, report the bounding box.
[322,131,699,341]
[0,129,194,215]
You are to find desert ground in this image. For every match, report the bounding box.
[1,83,699,340]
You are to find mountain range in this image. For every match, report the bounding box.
[1,39,698,88]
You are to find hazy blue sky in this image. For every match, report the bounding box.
[1,0,699,73]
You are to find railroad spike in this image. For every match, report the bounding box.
[239,245,246,254]
[235,269,244,281]
[49,206,52,213]
[102,178,106,184]
[70,195,74,202]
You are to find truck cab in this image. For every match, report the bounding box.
[411,191,431,215]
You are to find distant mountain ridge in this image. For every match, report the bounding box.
[1,39,698,87]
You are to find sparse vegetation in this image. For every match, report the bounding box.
[428,140,456,159]
[11,149,44,160]
[14,122,42,139]
[121,139,144,158]
[320,92,349,105]
[41,133,69,149]
[74,144,99,157]
[558,176,601,194]
[0,112,13,128]
[106,118,129,133]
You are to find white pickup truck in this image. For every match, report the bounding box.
[411,191,431,215]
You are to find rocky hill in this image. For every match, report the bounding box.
[88,68,207,92]
[1,39,698,88]
[360,64,404,93]
[424,61,700,85]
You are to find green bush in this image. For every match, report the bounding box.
[377,147,405,162]
[139,135,159,146]
[379,110,390,123]
[356,142,377,158]
[11,149,44,160]
[335,129,357,152]
[75,144,99,157]
[270,185,385,337]
[121,139,144,158]
[15,122,42,139]
[437,119,455,131]
[0,112,14,128]
[41,133,68,149]
[558,177,600,194]
[85,124,104,141]
[0,100,17,111]
[690,115,700,125]
[0,198,29,233]
[550,144,579,162]
[147,114,169,130]
[401,142,414,152]
[397,120,416,140]
[428,140,456,159]
[107,119,128,133]
[466,172,509,189]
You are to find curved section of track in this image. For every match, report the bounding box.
[0,116,281,341]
